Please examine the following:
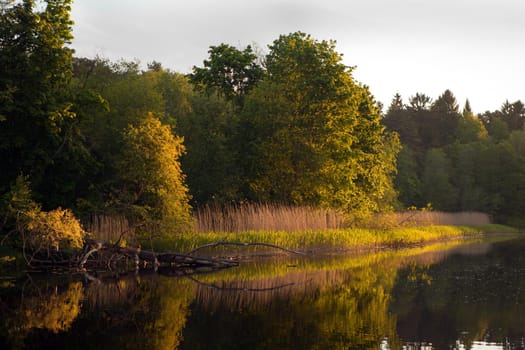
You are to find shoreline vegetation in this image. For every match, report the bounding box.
[2,2,525,274]
[156,223,520,257]
[120,205,518,255]
[0,220,519,274]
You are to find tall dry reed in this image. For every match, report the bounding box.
[372,211,491,228]
[194,204,493,234]
[83,214,133,242]
[193,203,345,233]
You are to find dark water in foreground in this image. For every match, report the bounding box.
[2,236,525,349]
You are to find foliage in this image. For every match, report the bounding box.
[3,0,525,234]
[117,113,191,233]
[394,146,422,207]
[24,206,84,252]
[1,175,85,260]
[240,32,400,219]
[383,89,525,224]
[420,148,457,210]
[190,43,263,107]
[0,0,77,200]
[177,91,242,205]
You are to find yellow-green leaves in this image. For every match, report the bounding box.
[241,32,399,220]
[26,207,84,251]
[119,113,191,232]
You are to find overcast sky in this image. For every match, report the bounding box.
[71,0,525,114]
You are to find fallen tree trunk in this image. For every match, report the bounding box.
[78,239,238,271]
[26,238,305,273]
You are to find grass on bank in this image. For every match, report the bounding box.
[153,224,519,254]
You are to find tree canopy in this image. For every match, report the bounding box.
[239,32,400,218]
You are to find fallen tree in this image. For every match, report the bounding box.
[77,239,240,271]
[21,238,306,274]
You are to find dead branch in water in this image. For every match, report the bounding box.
[185,241,306,256]
[77,239,238,271]
[25,238,304,274]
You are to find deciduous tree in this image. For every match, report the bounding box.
[0,0,76,198]
[190,44,263,107]
[117,114,191,233]
[241,32,400,219]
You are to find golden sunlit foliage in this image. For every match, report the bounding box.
[1,175,86,256]
[25,207,85,251]
[118,113,191,233]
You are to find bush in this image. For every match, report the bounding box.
[25,207,85,253]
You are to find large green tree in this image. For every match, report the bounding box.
[0,0,77,204]
[240,32,399,218]
[189,43,263,107]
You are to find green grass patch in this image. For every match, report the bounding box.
[153,224,520,253]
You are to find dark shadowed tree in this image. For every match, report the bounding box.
[431,89,459,114]
[387,93,404,114]
[420,148,457,210]
[408,93,432,112]
[0,0,81,208]
[189,44,264,107]
[394,146,422,207]
[500,100,525,131]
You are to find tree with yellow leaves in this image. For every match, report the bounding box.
[116,113,192,236]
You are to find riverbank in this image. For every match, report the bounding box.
[0,224,519,271]
[155,224,520,255]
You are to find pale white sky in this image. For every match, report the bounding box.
[71,0,525,114]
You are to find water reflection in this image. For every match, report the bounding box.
[1,236,525,349]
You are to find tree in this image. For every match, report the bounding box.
[455,101,487,144]
[190,43,263,107]
[0,0,76,199]
[500,100,525,131]
[241,32,400,218]
[452,142,488,211]
[177,91,242,205]
[383,94,422,156]
[1,175,85,260]
[394,146,422,207]
[408,93,432,112]
[420,149,457,210]
[116,114,191,233]
[387,93,404,114]
[431,89,459,114]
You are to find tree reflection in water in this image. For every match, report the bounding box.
[1,237,525,349]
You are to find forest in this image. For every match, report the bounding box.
[1,0,525,256]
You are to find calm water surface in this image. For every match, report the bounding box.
[2,235,525,349]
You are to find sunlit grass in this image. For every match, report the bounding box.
[190,233,521,285]
[154,224,519,253]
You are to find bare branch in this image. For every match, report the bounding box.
[185,241,306,256]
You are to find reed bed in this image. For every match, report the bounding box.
[83,205,516,254]
[375,211,491,227]
[83,214,133,243]
[193,203,493,233]
[193,203,345,233]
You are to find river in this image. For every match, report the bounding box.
[1,235,524,349]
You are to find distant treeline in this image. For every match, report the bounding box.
[384,91,525,225]
[1,0,524,248]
